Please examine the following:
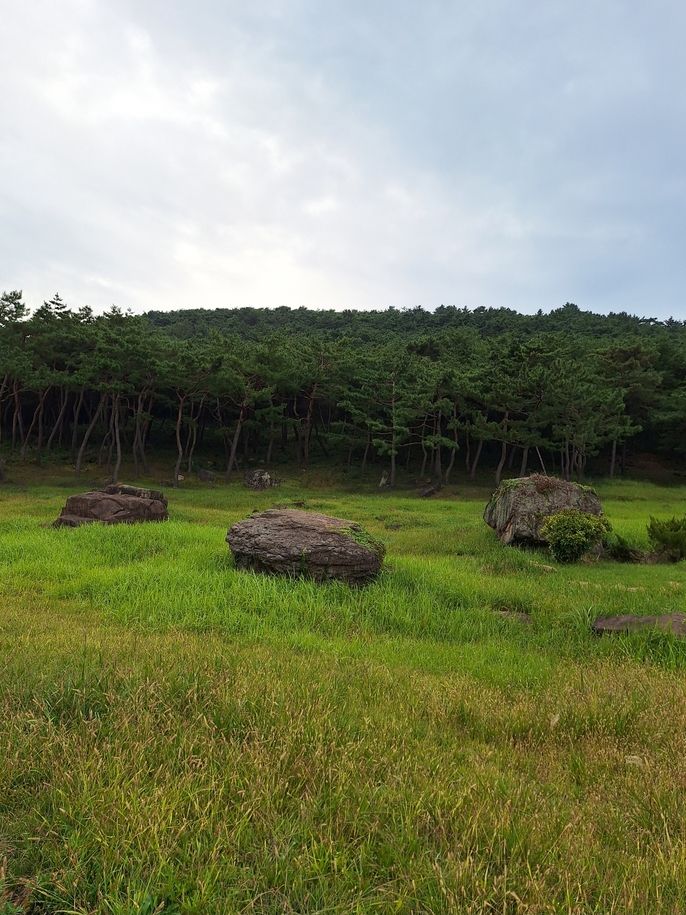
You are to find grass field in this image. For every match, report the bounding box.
[1,468,686,913]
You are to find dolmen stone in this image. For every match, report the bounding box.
[53,483,168,528]
[226,508,384,585]
[484,474,603,545]
[592,613,686,638]
[244,469,277,490]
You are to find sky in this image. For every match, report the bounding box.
[1,0,685,318]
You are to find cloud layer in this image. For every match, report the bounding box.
[1,0,685,316]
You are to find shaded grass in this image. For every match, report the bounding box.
[1,470,686,912]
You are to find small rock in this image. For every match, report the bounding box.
[592,613,686,637]
[244,469,276,490]
[418,483,441,498]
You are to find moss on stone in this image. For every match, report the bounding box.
[341,525,386,560]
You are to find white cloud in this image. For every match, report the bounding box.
[1,0,684,316]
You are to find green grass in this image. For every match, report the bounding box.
[1,467,686,912]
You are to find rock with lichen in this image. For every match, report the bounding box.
[53,484,168,527]
[484,474,603,545]
[227,508,384,584]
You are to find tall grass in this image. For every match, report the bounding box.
[1,471,685,912]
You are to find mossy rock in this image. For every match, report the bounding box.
[227,509,385,585]
[484,475,603,545]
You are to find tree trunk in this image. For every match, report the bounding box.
[132,392,146,477]
[21,388,50,459]
[11,382,24,449]
[432,414,442,482]
[495,441,508,485]
[76,393,105,474]
[35,389,49,462]
[225,404,245,480]
[535,446,547,475]
[173,395,186,487]
[301,385,318,468]
[519,446,529,477]
[433,444,442,483]
[112,395,122,484]
[469,439,484,480]
[609,439,617,478]
[444,408,458,484]
[186,397,204,474]
[419,414,428,477]
[0,373,8,444]
[70,387,86,459]
[103,400,116,471]
[46,388,69,452]
[361,431,371,472]
[266,423,275,464]
[313,418,329,457]
[141,394,154,464]
[389,384,398,487]
[98,399,115,467]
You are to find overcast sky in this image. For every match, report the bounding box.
[1,1,685,317]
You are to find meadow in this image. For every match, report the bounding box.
[1,467,686,914]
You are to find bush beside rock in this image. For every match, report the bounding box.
[541,509,611,563]
[484,475,603,545]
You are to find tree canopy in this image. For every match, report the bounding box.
[1,292,684,483]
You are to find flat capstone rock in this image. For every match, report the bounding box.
[592,613,686,637]
[53,483,168,527]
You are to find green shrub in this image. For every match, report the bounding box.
[647,515,686,561]
[604,532,645,563]
[541,510,611,564]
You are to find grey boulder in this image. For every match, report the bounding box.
[227,508,384,585]
[484,474,603,545]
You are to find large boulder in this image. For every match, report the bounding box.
[53,483,168,528]
[484,474,603,545]
[227,508,384,585]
